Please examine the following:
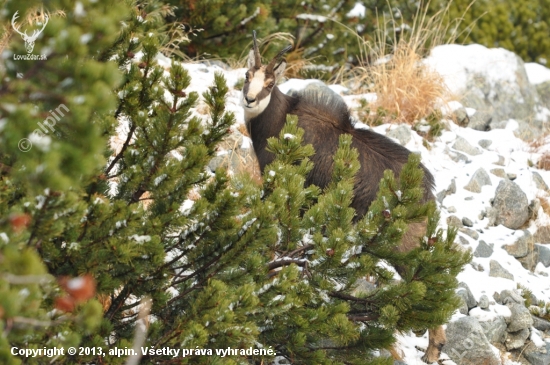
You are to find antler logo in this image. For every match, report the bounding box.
[11,11,49,54]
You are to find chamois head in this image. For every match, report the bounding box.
[241,31,291,121]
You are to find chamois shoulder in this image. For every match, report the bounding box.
[290,85,352,130]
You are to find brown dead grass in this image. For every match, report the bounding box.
[365,42,449,124]
[538,152,550,171]
[340,1,473,124]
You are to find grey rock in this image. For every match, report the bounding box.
[453,136,483,156]
[505,327,530,350]
[458,282,477,309]
[499,289,525,305]
[443,316,500,365]
[479,316,507,343]
[453,106,470,126]
[436,190,447,204]
[535,226,550,245]
[504,230,532,258]
[201,59,231,70]
[458,236,470,246]
[494,155,506,166]
[514,119,546,141]
[386,125,412,146]
[507,303,534,332]
[447,148,471,163]
[448,179,457,194]
[462,217,474,227]
[474,240,494,258]
[468,110,492,131]
[537,81,550,109]
[464,168,492,193]
[447,215,464,228]
[488,179,530,230]
[524,341,550,365]
[532,315,550,332]
[535,244,550,267]
[507,173,517,180]
[459,228,480,240]
[478,294,490,309]
[438,180,458,204]
[533,171,549,190]
[478,139,493,149]
[489,260,514,280]
[518,249,540,272]
[457,295,469,315]
[490,168,506,178]
[448,206,457,213]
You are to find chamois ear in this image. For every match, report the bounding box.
[273,60,287,80]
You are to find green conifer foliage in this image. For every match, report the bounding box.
[1,1,470,363]
[234,117,471,364]
[446,0,550,64]
[0,0,129,363]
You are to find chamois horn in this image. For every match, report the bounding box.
[266,44,292,72]
[252,30,261,68]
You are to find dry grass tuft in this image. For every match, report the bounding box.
[365,42,449,124]
[342,1,471,124]
[538,152,550,171]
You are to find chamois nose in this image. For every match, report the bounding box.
[245,96,256,104]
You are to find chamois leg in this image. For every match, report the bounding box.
[421,326,446,363]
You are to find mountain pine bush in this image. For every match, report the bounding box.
[0,0,470,364]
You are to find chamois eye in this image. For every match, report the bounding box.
[268,82,275,88]
[245,73,250,81]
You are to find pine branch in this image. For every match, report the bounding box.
[267,259,307,270]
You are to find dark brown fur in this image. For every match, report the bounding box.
[248,86,435,217]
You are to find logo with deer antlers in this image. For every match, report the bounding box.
[11,11,48,54]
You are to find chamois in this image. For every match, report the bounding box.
[241,31,443,363]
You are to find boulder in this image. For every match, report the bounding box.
[443,316,501,365]
[524,341,550,365]
[489,260,514,280]
[488,179,530,230]
[474,240,494,258]
[479,316,507,344]
[533,171,549,191]
[458,282,477,309]
[506,303,534,332]
[504,230,532,258]
[478,294,490,309]
[464,168,492,193]
[535,244,550,267]
[504,328,530,350]
[386,125,412,146]
[453,136,482,156]
[425,44,546,139]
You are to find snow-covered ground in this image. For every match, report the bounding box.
[150,46,550,364]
